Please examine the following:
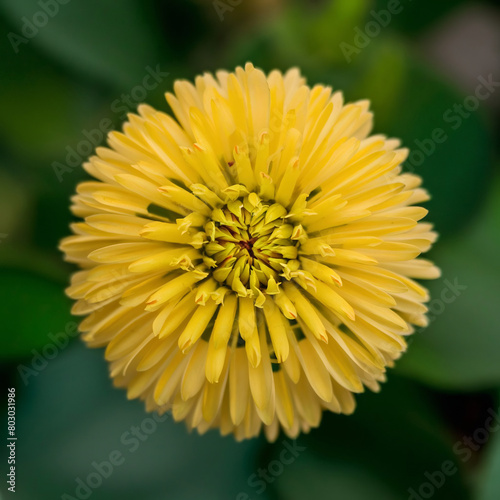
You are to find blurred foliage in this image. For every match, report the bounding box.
[0,0,499,498]
[268,376,472,499]
[372,0,469,33]
[0,267,73,359]
[1,0,166,88]
[396,178,500,388]
[476,393,500,500]
[14,343,267,500]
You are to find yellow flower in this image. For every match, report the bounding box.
[61,63,440,441]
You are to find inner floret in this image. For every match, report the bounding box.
[203,194,304,304]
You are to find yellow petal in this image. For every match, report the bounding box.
[229,348,250,425]
[263,299,289,363]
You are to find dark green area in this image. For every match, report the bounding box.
[0,0,499,498]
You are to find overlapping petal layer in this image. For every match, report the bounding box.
[61,63,440,441]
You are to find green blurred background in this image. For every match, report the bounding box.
[1,0,499,498]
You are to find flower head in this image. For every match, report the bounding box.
[61,63,440,441]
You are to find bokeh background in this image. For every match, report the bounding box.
[1,0,499,498]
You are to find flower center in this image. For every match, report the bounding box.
[203,194,302,303]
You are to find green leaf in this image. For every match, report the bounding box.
[224,0,371,75]
[0,267,73,360]
[12,342,268,500]
[0,15,83,164]
[272,455,401,500]
[286,0,371,65]
[386,62,493,237]
[1,0,163,88]
[0,244,69,284]
[372,0,468,35]
[348,37,408,130]
[267,376,470,500]
[475,394,500,500]
[0,170,30,237]
[396,177,500,389]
